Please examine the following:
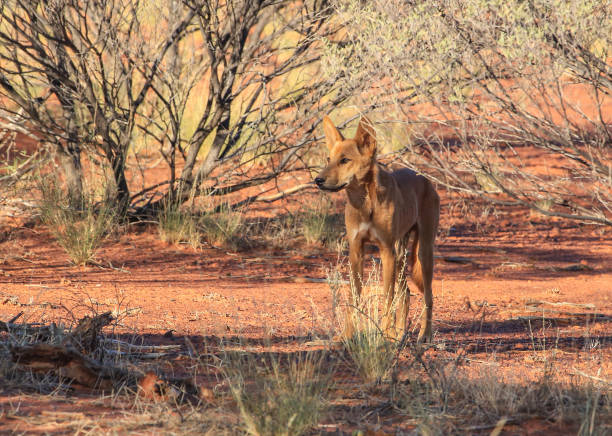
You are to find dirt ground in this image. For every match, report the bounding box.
[0,163,610,434]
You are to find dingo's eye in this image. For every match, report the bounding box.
[340,157,350,164]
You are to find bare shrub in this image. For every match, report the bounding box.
[323,0,612,225]
[0,0,196,210]
[128,0,347,211]
[1,0,348,215]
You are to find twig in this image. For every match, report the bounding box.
[490,417,509,436]
[222,183,317,212]
[256,183,317,202]
[89,260,130,273]
[465,358,500,366]
[291,277,348,284]
[521,307,611,320]
[103,349,178,359]
[571,369,612,385]
[525,300,596,310]
[463,418,514,432]
[509,315,607,325]
[8,312,23,323]
[436,255,479,265]
[101,338,181,352]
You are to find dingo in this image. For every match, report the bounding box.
[315,116,440,343]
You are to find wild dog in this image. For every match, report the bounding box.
[314,116,440,343]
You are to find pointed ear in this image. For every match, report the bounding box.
[354,117,376,157]
[322,115,344,150]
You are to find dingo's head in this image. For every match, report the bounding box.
[314,116,376,192]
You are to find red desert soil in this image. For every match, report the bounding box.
[0,159,610,434]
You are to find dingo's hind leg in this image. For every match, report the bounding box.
[413,191,439,344]
[394,232,412,339]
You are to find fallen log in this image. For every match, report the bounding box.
[5,312,207,403]
[10,343,121,390]
[10,343,207,403]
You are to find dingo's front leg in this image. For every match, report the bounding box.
[348,237,364,299]
[380,243,398,339]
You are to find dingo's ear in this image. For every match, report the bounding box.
[322,116,344,150]
[354,117,376,157]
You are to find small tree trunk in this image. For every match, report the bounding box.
[111,155,130,215]
[57,143,84,209]
[171,109,231,205]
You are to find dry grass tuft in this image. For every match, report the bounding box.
[340,290,398,385]
[328,258,408,385]
[224,348,333,436]
[157,199,201,248]
[200,202,246,250]
[38,182,117,265]
[300,197,342,247]
[393,359,612,435]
